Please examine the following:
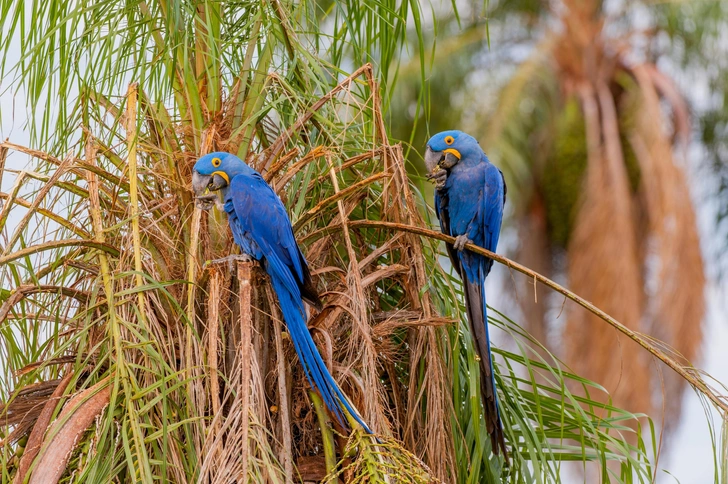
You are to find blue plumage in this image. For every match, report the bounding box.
[192,152,372,433]
[425,131,508,457]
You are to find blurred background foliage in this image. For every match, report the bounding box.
[652,0,728,270]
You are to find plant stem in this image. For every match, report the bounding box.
[311,391,338,484]
[126,83,146,319]
[85,138,153,482]
[270,287,294,484]
[237,261,253,481]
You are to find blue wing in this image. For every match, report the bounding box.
[225,199,262,259]
[435,190,462,276]
[225,173,371,433]
[474,161,507,456]
[226,174,321,308]
[227,174,304,281]
[480,163,505,274]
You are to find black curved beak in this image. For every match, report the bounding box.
[191,171,229,197]
[424,146,460,172]
[192,171,211,196]
[192,171,230,210]
[424,146,443,172]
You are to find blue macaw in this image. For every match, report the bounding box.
[424,130,508,457]
[192,152,372,434]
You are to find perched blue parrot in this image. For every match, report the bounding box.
[192,152,372,434]
[424,130,508,457]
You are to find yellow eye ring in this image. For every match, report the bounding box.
[212,157,221,167]
[444,136,454,145]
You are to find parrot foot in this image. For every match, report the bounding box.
[426,167,448,189]
[195,194,222,211]
[453,235,473,251]
[204,254,253,273]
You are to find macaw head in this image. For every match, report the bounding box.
[424,130,480,172]
[191,151,255,197]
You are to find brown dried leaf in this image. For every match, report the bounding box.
[14,374,73,484]
[26,378,110,484]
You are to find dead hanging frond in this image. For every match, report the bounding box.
[0,378,69,449]
[566,81,652,416]
[198,262,284,484]
[12,374,74,483]
[554,0,707,429]
[324,150,391,437]
[626,63,706,429]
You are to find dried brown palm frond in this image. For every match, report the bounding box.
[198,263,286,484]
[566,80,651,416]
[558,0,705,426]
[23,379,111,484]
[0,377,69,448]
[625,63,706,430]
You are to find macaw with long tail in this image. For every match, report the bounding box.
[425,131,508,458]
[192,152,372,434]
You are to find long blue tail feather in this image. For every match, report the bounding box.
[478,263,508,459]
[462,257,507,457]
[269,272,373,434]
[479,264,501,424]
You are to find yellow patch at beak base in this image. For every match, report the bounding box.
[443,148,461,159]
[211,170,230,184]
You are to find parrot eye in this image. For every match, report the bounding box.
[444,136,454,145]
[212,157,222,168]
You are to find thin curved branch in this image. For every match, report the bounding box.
[0,285,91,325]
[292,172,388,230]
[322,219,728,415]
[0,240,120,266]
[262,63,374,173]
